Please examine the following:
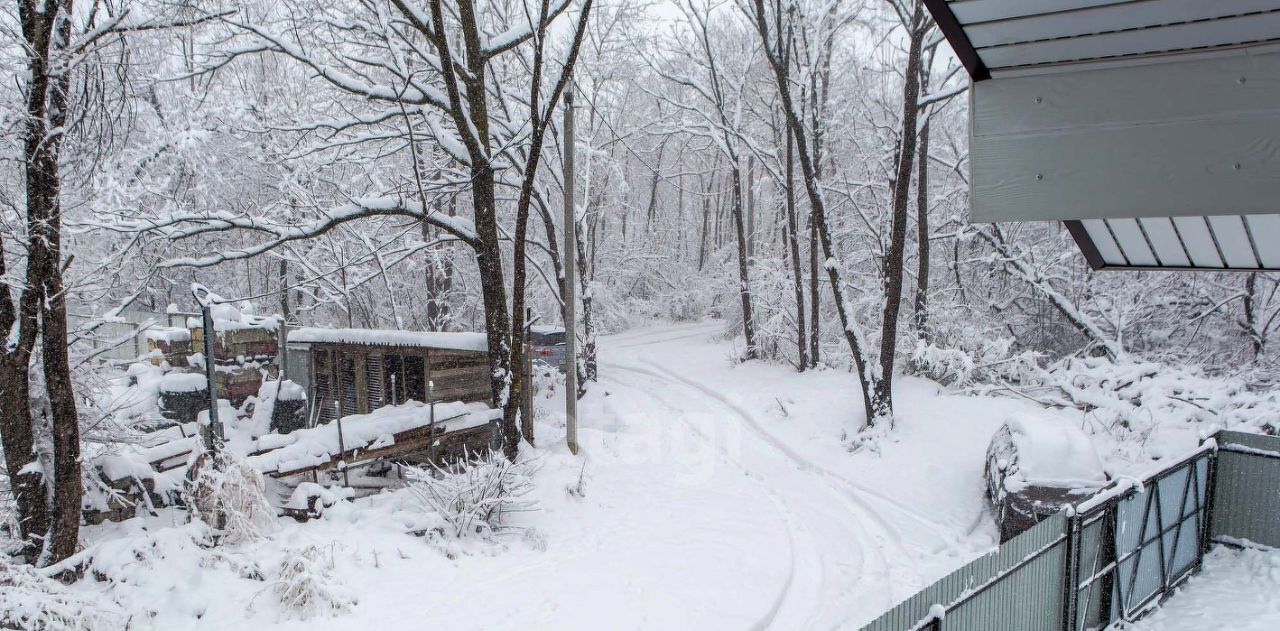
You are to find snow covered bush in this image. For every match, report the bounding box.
[403,452,538,540]
[269,545,354,621]
[183,451,276,545]
[0,556,122,630]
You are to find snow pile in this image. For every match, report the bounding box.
[969,357,1280,473]
[247,401,499,474]
[403,453,538,541]
[283,482,355,516]
[270,545,355,621]
[84,520,265,623]
[911,336,1040,388]
[96,435,200,488]
[0,555,122,630]
[244,379,306,440]
[142,326,191,343]
[1115,545,1280,630]
[288,327,487,352]
[94,362,166,428]
[1003,416,1108,491]
[275,380,305,401]
[159,372,207,393]
[185,299,280,333]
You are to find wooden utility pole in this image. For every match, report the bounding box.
[564,88,579,455]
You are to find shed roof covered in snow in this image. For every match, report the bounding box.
[924,1,1280,271]
[287,327,488,352]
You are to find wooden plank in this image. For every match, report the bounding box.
[977,12,1280,69]
[965,0,1280,49]
[971,115,1280,223]
[974,49,1280,137]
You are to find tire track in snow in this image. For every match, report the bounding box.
[595,370,817,631]
[607,322,724,349]
[634,356,954,553]
[601,363,886,628]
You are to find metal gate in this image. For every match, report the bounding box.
[1067,446,1213,630]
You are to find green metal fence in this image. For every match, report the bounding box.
[861,430,1280,631]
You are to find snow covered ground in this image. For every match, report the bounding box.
[1114,546,1280,631]
[62,321,1220,629]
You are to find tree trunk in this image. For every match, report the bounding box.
[729,162,758,360]
[913,63,932,342]
[871,3,926,426]
[18,0,80,567]
[575,215,596,386]
[278,259,291,323]
[785,126,807,371]
[748,0,876,421]
[423,213,454,331]
[698,177,710,271]
[1243,273,1264,359]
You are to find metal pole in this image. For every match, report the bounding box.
[335,401,349,487]
[563,87,579,455]
[192,284,223,451]
[428,380,439,466]
[523,306,535,446]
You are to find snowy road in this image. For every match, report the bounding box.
[593,322,985,628]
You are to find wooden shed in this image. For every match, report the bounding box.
[285,328,491,426]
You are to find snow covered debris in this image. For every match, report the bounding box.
[0,556,122,630]
[184,453,276,545]
[270,545,355,621]
[1114,545,1280,630]
[247,401,499,474]
[288,327,487,351]
[403,453,538,540]
[283,483,354,516]
[185,297,280,333]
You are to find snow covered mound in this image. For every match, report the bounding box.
[1004,416,1108,491]
[159,372,207,393]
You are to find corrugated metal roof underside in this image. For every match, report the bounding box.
[1069,214,1280,270]
[948,0,1280,74]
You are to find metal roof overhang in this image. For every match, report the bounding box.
[925,0,1280,271]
